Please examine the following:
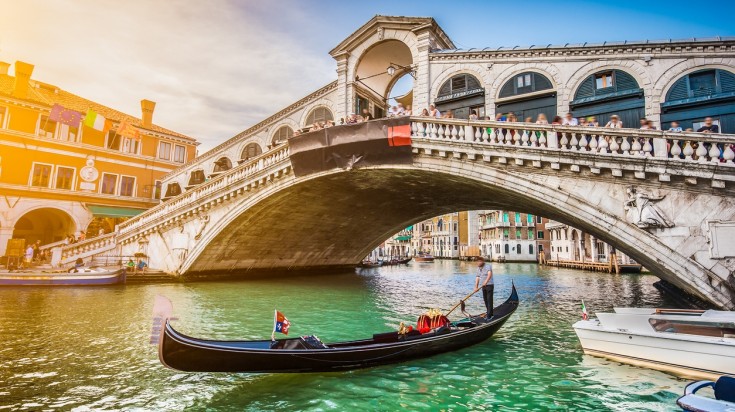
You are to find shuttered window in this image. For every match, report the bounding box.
[240,143,262,161]
[437,74,482,98]
[574,69,640,100]
[498,72,554,98]
[272,126,293,146]
[305,107,333,126]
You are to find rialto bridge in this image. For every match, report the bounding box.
[52,16,735,309]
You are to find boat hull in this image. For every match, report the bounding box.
[415,257,434,262]
[0,269,126,286]
[158,285,518,373]
[573,321,735,380]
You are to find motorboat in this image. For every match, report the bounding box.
[415,254,435,262]
[573,307,735,379]
[0,267,126,286]
[677,375,735,411]
[152,284,519,373]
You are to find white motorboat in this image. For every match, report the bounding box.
[573,307,735,380]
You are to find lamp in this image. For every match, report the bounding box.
[386,63,416,79]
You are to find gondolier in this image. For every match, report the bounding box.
[475,256,494,318]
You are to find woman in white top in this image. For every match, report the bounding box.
[604,115,623,128]
[535,113,549,124]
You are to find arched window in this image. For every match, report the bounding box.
[498,72,553,98]
[516,244,521,254]
[437,74,483,101]
[212,157,232,173]
[662,69,735,133]
[305,107,333,126]
[504,244,509,254]
[529,244,534,255]
[188,169,205,186]
[240,143,262,161]
[271,126,293,146]
[574,69,640,100]
[164,182,182,199]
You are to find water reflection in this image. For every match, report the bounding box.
[0,261,684,410]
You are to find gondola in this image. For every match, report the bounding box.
[151,283,519,373]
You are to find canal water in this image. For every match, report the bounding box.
[1,261,687,411]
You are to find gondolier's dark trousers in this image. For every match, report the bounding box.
[482,284,494,317]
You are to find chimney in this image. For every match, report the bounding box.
[141,99,156,128]
[0,62,10,75]
[12,61,34,99]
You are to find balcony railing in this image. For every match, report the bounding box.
[409,117,735,164]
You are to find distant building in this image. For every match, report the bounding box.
[546,220,634,264]
[478,210,539,262]
[431,213,460,258]
[0,61,198,256]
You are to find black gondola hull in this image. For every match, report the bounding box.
[159,285,518,373]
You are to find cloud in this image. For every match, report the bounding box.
[0,0,336,151]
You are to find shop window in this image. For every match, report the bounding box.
[119,176,135,197]
[173,145,186,163]
[595,72,614,89]
[30,163,52,187]
[101,173,118,195]
[158,141,172,160]
[55,166,75,190]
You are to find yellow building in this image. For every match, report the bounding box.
[0,61,198,256]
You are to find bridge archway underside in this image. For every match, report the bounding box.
[175,158,734,309]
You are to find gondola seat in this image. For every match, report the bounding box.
[417,314,450,333]
[270,335,329,350]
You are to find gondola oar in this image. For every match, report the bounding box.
[444,287,481,317]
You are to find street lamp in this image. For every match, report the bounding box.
[386,63,416,79]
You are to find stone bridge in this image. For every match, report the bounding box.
[50,117,735,308]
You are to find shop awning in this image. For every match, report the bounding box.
[394,235,411,241]
[87,205,146,218]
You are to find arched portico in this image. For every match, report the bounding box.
[12,207,77,245]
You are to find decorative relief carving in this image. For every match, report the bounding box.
[624,187,673,229]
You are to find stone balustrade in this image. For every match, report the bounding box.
[409,117,735,164]
[117,146,291,240]
[51,232,118,267]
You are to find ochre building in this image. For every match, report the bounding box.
[0,61,198,255]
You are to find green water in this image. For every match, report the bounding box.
[0,261,687,411]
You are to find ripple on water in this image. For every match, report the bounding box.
[0,262,686,410]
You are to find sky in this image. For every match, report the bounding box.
[1,0,734,152]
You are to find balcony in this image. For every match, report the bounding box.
[481,221,510,230]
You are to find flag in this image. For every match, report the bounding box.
[84,109,111,132]
[581,300,589,321]
[49,103,83,127]
[117,118,139,139]
[273,310,290,338]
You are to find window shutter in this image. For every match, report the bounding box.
[574,77,595,100]
[719,70,735,94]
[666,77,690,101]
[613,70,639,92]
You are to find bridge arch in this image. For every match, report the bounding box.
[176,157,733,308]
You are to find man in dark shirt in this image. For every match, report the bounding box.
[697,117,720,133]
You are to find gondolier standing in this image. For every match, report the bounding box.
[475,256,494,318]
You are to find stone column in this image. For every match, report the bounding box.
[0,226,14,256]
[590,235,598,262]
[333,53,350,121]
[412,31,432,113]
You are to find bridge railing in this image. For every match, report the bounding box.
[49,232,118,267]
[117,146,291,238]
[409,117,735,164]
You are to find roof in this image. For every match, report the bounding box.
[432,36,735,54]
[0,72,197,142]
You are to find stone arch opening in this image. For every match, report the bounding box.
[12,207,76,245]
[212,157,233,175]
[661,68,735,133]
[570,69,645,127]
[496,71,556,122]
[240,143,262,163]
[187,169,206,188]
[163,182,182,200]
[435,73,484,119]
[354,39,413,119]
[271,126,293,148]
[304,107,334,128]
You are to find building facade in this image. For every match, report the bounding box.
[0,61,198,256]
[478,210,539,262]
[158,16,735,200]
[546,220,634,264]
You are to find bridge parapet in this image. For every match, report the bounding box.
[409,117,735,189]
[50,232,117,267]
[117,146,291,242]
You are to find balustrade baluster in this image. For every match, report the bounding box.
[589,134,598,152]
[474,126,481,142]
[458,126,465,141]
[598,136,609,154]
[708,143,721,163]
[579,133,588,151]
[504,129,513,145]
[559,132,569,150]
[670,140,682,159]
[723,144,735,164]
[411,122,418,137]
[620,136,630,155]
[631,136,642,156]
[530,131,538,147]
[438,124,445,139]
[430,123,437,139]
[451,125,458,140]
[642,138,653,157]
[696,142,708,162]
[570,133,579,151]
[521,130,529,146]
[482,127,489,143]
[538,131,547,148]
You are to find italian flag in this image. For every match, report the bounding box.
[581,300,589,320]
[84,109,111,132]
